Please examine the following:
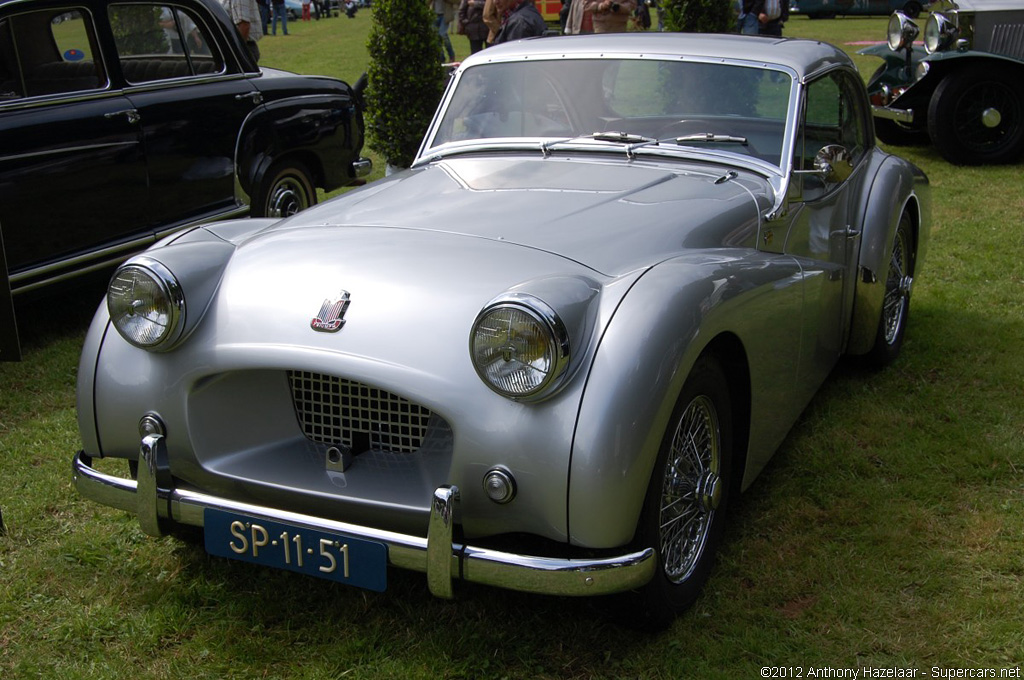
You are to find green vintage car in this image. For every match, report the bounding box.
[862,0,1024,164]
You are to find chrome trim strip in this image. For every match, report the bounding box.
[72,451,656,597]
[0,142,139,163]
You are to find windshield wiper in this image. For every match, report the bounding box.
[542,131,659,158]
[675,133,748,145]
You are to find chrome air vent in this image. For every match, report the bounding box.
[288,371,433,454]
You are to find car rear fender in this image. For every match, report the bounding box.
[847,154,929,356]
[237,92,359,197]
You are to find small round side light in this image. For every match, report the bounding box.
[483,468,517,504]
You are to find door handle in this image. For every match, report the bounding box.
[104,109,141,124]
[235,91,263,105]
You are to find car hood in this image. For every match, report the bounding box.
[268,155,766,277]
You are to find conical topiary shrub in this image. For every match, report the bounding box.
[365,0,447,170]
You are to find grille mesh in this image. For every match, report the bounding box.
[288,371,433,454]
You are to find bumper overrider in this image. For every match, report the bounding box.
[72,435,656,598]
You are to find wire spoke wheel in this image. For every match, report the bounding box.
[882,223,911,346]
[659,394,722,584]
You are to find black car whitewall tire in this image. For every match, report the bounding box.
[255,160,317,218]
[630,355,733,628]
[927,64,1024,165]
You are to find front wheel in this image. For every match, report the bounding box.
[626,356,733,629]
[927,64,1024,165]
[253,160,317,218]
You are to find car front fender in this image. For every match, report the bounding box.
[568,251,806,549]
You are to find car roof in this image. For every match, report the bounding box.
[465,33,856,81]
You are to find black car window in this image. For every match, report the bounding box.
[0,9,106,100]
[108,4,224,83]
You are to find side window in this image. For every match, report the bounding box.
[794,71,870,198]
[108,4,223,83]
[1,9,105,99]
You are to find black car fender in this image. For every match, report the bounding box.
[237,92,359,198]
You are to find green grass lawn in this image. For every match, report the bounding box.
[1,12,1022,679]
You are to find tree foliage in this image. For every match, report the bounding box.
[661,0,733,33]
[365,0,446,168]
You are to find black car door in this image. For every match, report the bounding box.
[107,2,259,232]
[0,7,148,288]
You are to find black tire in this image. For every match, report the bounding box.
[863,211,915,368]
[626,356,734,629]
[253,160,317,218]
[902,1,922,18]
[874,117,930,147]
[927,64,1024,165]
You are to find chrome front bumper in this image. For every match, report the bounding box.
[72,435,656,598]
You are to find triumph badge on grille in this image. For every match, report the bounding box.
[311,291,351,332]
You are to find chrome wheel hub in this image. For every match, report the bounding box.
[981,107,1002,129]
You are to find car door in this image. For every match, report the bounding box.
[783,69,872,391]
[0,7,148,288]
[107,2,259,232]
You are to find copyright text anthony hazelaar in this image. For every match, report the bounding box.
[760,667,1022,679]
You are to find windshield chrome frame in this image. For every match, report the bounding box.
[416,51,802,189]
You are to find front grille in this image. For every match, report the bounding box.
[289,371,433,454]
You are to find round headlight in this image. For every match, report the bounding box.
[470,295,570,401]
[887,11,919,51]
[107,258,185,350]
[924,13,956,54]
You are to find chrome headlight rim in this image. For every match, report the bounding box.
[924,12,957,54]
[107,257,185,351]
[887,11,919,52]
[469,293,571,402]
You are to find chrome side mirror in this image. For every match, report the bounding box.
[812,145,853,184]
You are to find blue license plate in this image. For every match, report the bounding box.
[204,509,387,592]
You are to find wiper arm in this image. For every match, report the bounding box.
[675,133,749,145]
[542,131,659,157]
[590,131,658,144]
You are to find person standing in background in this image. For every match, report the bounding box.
[256,0,269,34]
[432,0,458,61]
[483,0,501,46]
[493,0,545,43]
[458,0,489,54]
[222,0,263,61]
[583,0,636,33]
[270,0,288,35]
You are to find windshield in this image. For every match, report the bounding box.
[429,58,794,167]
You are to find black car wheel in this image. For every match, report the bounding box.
[255,161,317,218]
[863,211,915,368]
[927,64,1024,165]
[628,356,733,629]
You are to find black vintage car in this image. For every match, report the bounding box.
[0,0,370,299]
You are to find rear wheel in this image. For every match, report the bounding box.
[927,64,1024,165]
[626,356,733,629]
[254,160,317,218]
[863,211,915,368]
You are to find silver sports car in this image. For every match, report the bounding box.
[73,33,930,626]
